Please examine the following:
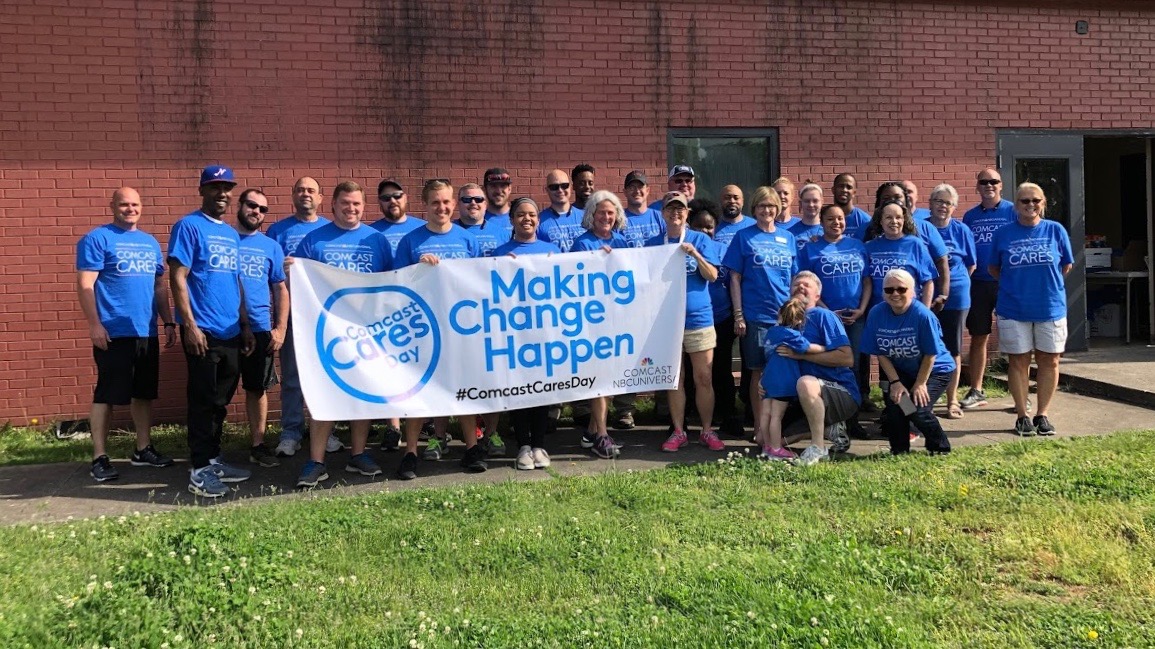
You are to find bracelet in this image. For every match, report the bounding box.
[163,323,176,328]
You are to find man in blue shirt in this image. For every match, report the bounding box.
[370,178,424,254]
[168,165,256,498]
[572,163,596,211]
[902,180,932,221]
[537,169,586,252]
[831,173,872,241]
[620,170,665,249]
[235,189,288,468]
[76,186,176,483]
[483,167,513,222]
[649,165,697,211]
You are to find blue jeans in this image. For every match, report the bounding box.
[880,371,951,454]
[278,322,305,442]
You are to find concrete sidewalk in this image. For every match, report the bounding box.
[1,391,1152,526]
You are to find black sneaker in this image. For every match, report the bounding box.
[419,420,436,441]
[396,452,418,480]
[1014,416,1037,437]
[130,444,174,468]
[381,424,402,451]
[91,455,119,482]
[1033,415,1056,436]
[249,444,281,468]
[460,444,488,473]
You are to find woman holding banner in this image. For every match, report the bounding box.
[646,192,723,452]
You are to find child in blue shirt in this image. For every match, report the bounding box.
[758,298,824,460]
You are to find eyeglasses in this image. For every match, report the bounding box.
[930,199,954,207]
[243,200,269,214]
[378,192,404,201]
[978,179,1002,186]
[883,286,909,295]
[1018,198,1043,205]
[547,183,571,192]
[459,196,485,204]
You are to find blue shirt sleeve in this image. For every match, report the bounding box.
[167,220,197,268]
[818,309,850,349]
[76,232,104,271]
[721,232,746,275]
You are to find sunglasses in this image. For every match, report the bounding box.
[978,179,1002,186]
[459,196,485,204]
[243,200,269,214]
[378,192,404,201]
[547,182,571,192]
[1019,198,1043,205]
[883,286,909,295]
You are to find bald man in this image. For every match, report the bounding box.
[77,187,177,482]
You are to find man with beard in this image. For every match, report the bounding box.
[483,167,513,222]
[370,178,424,254]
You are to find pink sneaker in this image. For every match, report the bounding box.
[699,429,725,451]
[661,429,688,452]
[760,446,798,461]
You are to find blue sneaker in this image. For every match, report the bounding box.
[345,452,382,476]
[188,466,228,498]
[296,461,329,488]
[209,458,252,483]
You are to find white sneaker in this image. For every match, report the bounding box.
[325,434,345,453]
[793,444,829,467]
[532,447,551,468]
[516,445,535,470]
[275,438,301,457]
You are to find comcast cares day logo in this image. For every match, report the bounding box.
[315,286,440,404]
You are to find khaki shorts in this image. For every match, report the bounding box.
[683,326,717,354]
[997,317,1068,355]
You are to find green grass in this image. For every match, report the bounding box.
[0,432,1153,647]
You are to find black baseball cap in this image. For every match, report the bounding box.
[377,179,404,195]
[483,167,512,185]
[624,170,648,187]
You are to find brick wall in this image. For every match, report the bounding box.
[2,0,1152,425]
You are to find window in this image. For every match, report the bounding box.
[667,129,780,204]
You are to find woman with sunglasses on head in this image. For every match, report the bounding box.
[861,269,953,456]
[989,183,1073,437]
[926,184,977,420]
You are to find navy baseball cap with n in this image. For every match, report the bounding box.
[199,165,236,186]
[668,165,695,180]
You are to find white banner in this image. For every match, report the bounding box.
[289,245,687,420]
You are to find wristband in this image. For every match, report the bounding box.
[163,323,175,328]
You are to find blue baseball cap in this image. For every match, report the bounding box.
[199,165,236,186]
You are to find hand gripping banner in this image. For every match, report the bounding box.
[289,245,687,420]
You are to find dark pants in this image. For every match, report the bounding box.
[185,334,241,468]
[711,315,739,424]
[511,406,549,449]
[880,371,951,454]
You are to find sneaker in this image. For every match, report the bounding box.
[1033,415,1056,436]
[275,438,301,457]
[580,430,598,449]
[296,461,329,488]
[592,434,621,459]
[1014,416,1037,437]
[760,446,798,461]
[959,388,988,409]
[825,422,850,454]
[249,444,280,468]
[325,434,345,453]
[532,447,551,469]
[345,452,383,476]
[381,424,402,451]
[396,452,418,480]
[661,429,688,452]
[423,437,444,461]
[189,465,228,497]
[419,420,436,441]
[474,415,486,439]
[90,455,119,482]
[460,444,488,473]
[793,445,829,466]
[208,458,252,483]
[516,445,535,470]
[699,429,726,451]
[130,444,174,468]
[484,432,506,457]
[613,411,635,430]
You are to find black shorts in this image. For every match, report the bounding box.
[937,308,969,357]
[93,337,159,405]
[965,281,999,336]
[241,331,279,393]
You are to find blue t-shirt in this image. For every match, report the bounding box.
[760,327,809,399]
[537,206,586,253]
[864,235,938,308]
[721,225,798,325]
[296,223,394,273]
[862,300,956,377]
[704,239,732,322]
[265,215,331,256]
[787,219,824,250]
[990,219,1073,322]
[645,230,719,330]
[798,307,860,404]
[484,209,511,222]
[394,224,481,267]
[167,211,243,339]
[569,230,630,252]
[622,208,666,248]
[963,200,1017,282]
[935,220,977,311]
[858,219,948,261]
[238,231,286,333]
[777,216,800,230]
[492,238,562,257]
[459,219,513,257]
[797,237,869,313]
[369,215,425,254]
[76,223,164,338]
[844,206,873,240]
[912,207,932,221]
[714,216,756,250]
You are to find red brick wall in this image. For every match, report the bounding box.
[2,0,1152,425]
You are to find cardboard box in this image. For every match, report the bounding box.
[1090,303,1122,338]
[1086,248,1112,269]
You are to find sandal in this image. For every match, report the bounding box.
[946,402,963,419]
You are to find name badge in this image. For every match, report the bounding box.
[775,236,787,244]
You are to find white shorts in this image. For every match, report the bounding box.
[997,317,1067,355]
